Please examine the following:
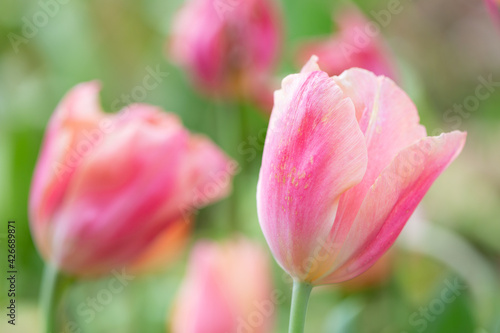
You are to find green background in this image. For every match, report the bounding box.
[1,0,500,332]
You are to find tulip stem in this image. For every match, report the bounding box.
[40,264,72,333]
[289,280,313,333]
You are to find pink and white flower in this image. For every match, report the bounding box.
[29,82,235,276]
[257,57,466,285]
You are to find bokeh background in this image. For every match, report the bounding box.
[1,0,500,332]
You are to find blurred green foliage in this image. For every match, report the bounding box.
[1,0,500,332]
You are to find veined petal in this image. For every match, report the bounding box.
[317,131,466,284]
[326,69,427,269]
[257,67,368,280]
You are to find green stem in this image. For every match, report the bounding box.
[289,280,313,333]
[231,101,250,230]
[40,264,72,333]
[238,101,250,166]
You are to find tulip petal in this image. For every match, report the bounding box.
[300,55,321,73]
[29,82,105,256]
[317,131,466,284]
[257,68,368,279]
[326,69,427,269]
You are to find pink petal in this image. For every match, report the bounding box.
[322,69,427,279]
[317,131,466,284]
[300,55,321,73]
[29,81,105,256]
[257,67,367,280]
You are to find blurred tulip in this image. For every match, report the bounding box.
[337,250,393,292]
[257,56,466,286]
[296,6,397,80]
[485,0,500,28]
[247,75,281,113]
[29,82,235,277]
[128,218,191,274]
[171,239,275,333]
[169,0,282,100]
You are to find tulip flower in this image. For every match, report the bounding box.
[256,56,466,332]
[168,0,281,99]
[29,81,235,277]
[296,6,397,80]
[171,238,276,333]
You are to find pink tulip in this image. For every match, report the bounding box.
[171,238,276,333]
[29,82,236,276]
[257,56,466,285]
[296,7,397,80]
[169,0,281,98]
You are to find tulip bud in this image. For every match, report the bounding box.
[257,57,466,286]
[29,82,235,277]
[169,0,282,99]
[297,6,397,80]
[171,238,276,333]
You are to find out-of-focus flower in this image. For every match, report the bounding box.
[171,238,275,333]
[257,56,466,286]
[248,75,281,114]
[337,250,393,292]
[485,0,500,28]
[169,0,282,100]
[128,218,191,274]
[296,6,397,80]
[29,81,235,277]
